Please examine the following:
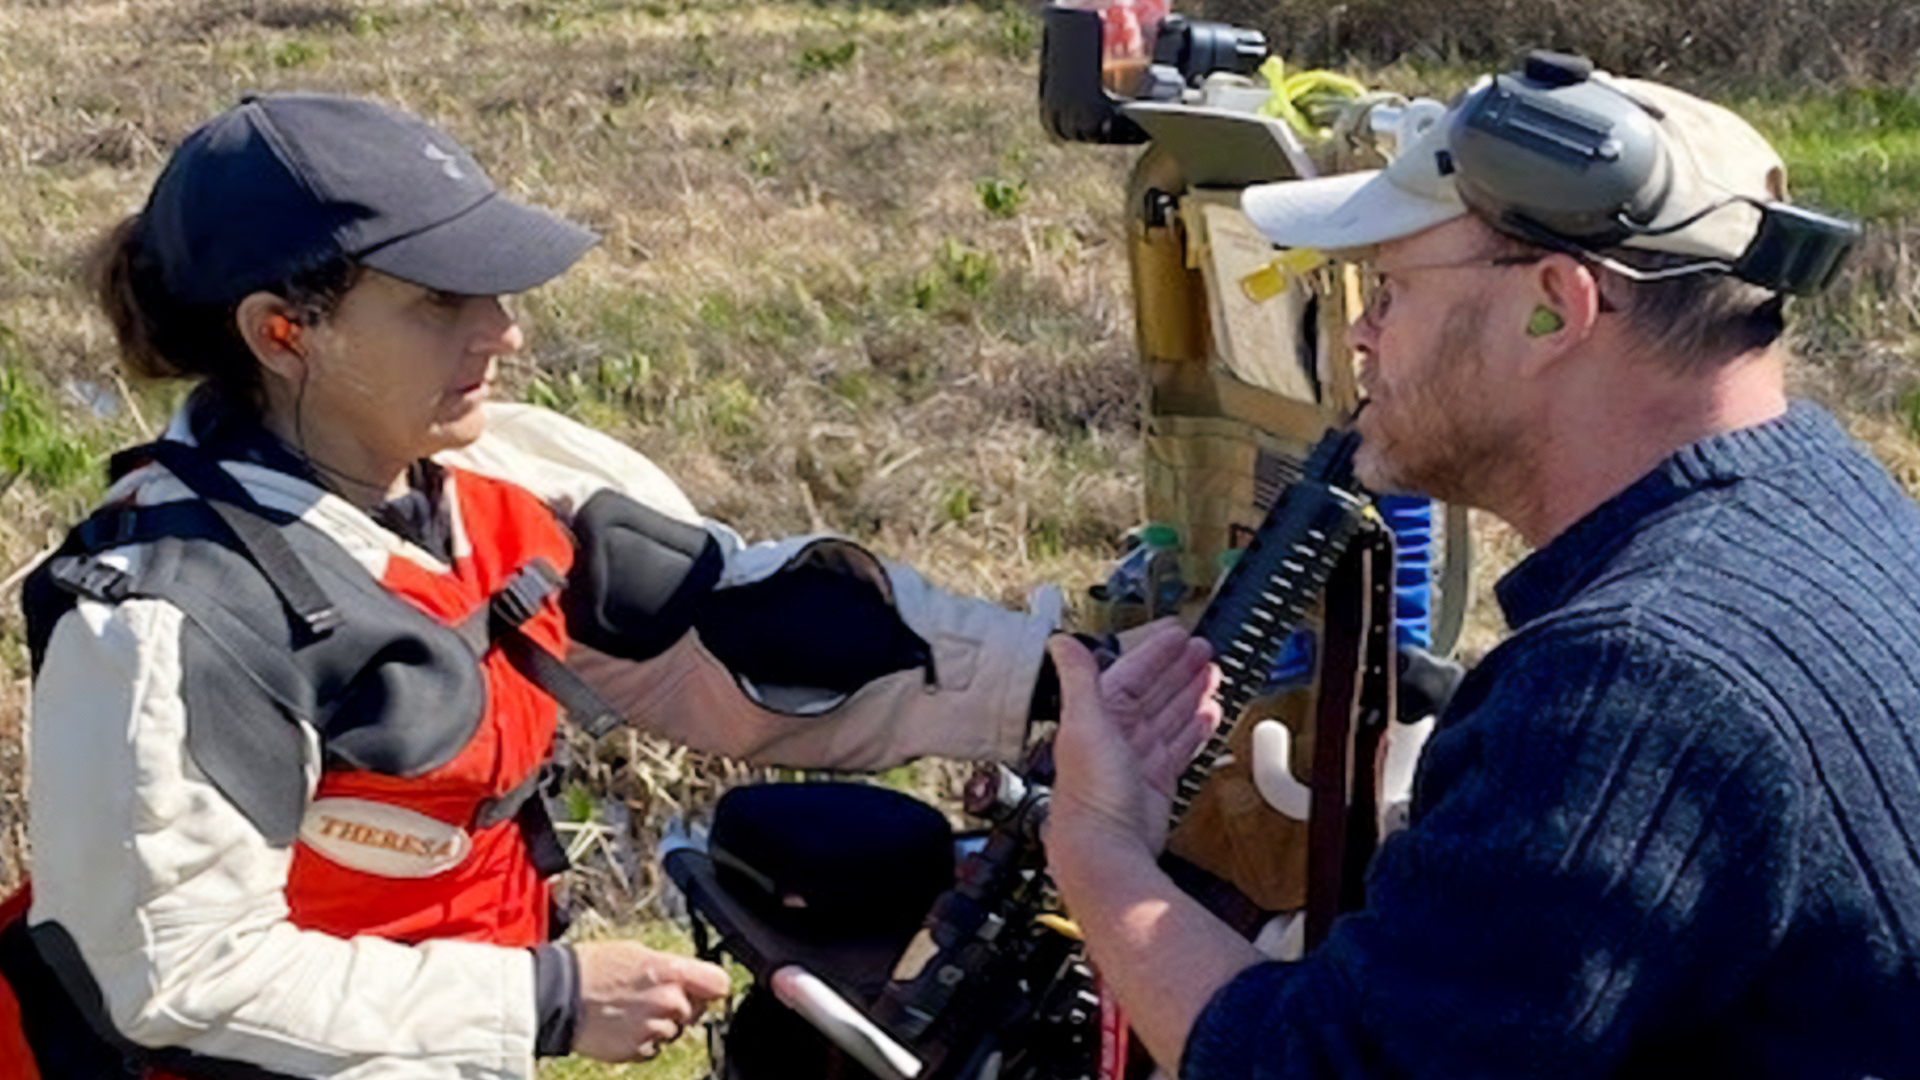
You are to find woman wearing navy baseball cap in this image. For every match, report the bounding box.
[1,92,1062,1078]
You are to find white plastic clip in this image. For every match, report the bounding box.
[1250,719,1313,821]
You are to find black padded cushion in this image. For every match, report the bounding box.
[26,496,489,847]
[709,783,953,940]
[565,489,723,662]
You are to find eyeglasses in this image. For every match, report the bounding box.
[1360,254,1543,325]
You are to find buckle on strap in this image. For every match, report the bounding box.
[484,557,625,740]
[46,555,131,603]
[492,558,565,629]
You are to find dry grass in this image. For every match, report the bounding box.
[1789,224,1920,418]
[0,675,26,894]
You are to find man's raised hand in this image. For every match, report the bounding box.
[1047,620,1221,854]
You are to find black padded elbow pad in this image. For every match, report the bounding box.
[564,490,723,661]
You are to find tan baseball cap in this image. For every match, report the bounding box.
[1241,65,1787,265]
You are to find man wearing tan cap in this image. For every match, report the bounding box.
[1042,55,1920,1078]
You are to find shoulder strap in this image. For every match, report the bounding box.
[133,440,343,638]
[25,498,235,675]
[1303,525,1397,949]
[123,442,341,641]
[456,557,623,740]
[29,442,342,669]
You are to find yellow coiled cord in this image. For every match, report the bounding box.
[1256,57,1369,137]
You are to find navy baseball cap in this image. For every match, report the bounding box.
[141,92,598,306]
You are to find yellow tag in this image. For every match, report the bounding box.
[1036,913,1084,941]
[1277,247,1329,275]
[1239,249,1327,304]
[1239,262,1289,304]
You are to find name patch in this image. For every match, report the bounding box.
[299,798,472,879]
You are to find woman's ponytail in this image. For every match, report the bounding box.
[83,213,268,403]
[88,215,184,380]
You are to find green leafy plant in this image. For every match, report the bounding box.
[349,9,399,35]
[270,39,326,69]
[938,238,996,296]
[975,177,1027,219]
[1028,514,1065,559]
[702,377,759,437]
[910,268,945,310]
[0,360,96,495]
[991,6,1037,59]
[562,783,598,823]
[797,40,857,76]
[831,369,875,407]
[941,483,979,523]
[596,352,652,393]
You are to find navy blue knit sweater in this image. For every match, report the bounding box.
[1184,401,1920,1079]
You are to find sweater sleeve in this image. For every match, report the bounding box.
[27,594,540,1079]
[1183,623,1804,1080]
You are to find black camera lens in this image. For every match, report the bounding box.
[1153,15,1267,85]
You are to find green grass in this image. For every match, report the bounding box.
[1743,87,1920,222]
[0,358,98,498]
[975,176,1028,219]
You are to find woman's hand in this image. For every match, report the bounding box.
[571,940,732,1062]
[1047,620,1221,855]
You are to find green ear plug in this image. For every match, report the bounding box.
[1527,306,1564,336]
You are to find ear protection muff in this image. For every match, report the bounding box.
[1448,53,1672,248]
[1443,51,1860,295]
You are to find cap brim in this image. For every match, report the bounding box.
[1241,170,1465,254]
[358,193,598,295]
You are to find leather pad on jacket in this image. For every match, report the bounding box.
[564,489,723,662]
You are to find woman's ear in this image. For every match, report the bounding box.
[234,292,307,383]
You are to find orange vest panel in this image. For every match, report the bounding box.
[286,469,576,948]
